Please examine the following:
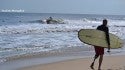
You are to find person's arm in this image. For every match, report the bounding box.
[105,27,110,52]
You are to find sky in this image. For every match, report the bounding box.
[0,0,125,15]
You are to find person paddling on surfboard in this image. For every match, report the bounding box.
[90,19,110,70]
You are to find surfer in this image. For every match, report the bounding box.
[46,17,53,24]
[90,19,110,70]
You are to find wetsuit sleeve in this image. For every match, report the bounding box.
[97,26,100,30]
[97,26,110,45]
[105,27,110,45]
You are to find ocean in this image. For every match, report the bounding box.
[0,12,125,63]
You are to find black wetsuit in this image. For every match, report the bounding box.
[97,25,110,45]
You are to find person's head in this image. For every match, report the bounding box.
[102,19,108,26]
[49,17,52,19]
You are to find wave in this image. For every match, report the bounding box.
[0,20,98,35]
[0,18,125,35]
[28,19,65,24]
[40,18,125,24]
[28,18,101,24]
[0,24,81,35]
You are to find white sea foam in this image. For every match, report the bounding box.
[0,13,125,63]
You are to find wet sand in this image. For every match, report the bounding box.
[20,55,125,70]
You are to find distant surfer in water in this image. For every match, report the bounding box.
[90,19,110,70]
[46,17,53,24]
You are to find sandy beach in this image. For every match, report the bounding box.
[19,55,125,70]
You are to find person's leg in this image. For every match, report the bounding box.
[98,54,103,70]
[90,54,99,69]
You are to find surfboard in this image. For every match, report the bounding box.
[78,29,123,49]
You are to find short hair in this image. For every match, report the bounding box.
[103,19,107,25]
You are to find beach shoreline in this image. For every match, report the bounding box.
[0,46,125,70]
[19,55,125,70]
[1,46,93,63]
[0,46,94,70]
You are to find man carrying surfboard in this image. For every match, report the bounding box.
[90,19,110,70]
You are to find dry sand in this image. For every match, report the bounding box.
[20,55,125,70]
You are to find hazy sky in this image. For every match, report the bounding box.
[0,0,125,15]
